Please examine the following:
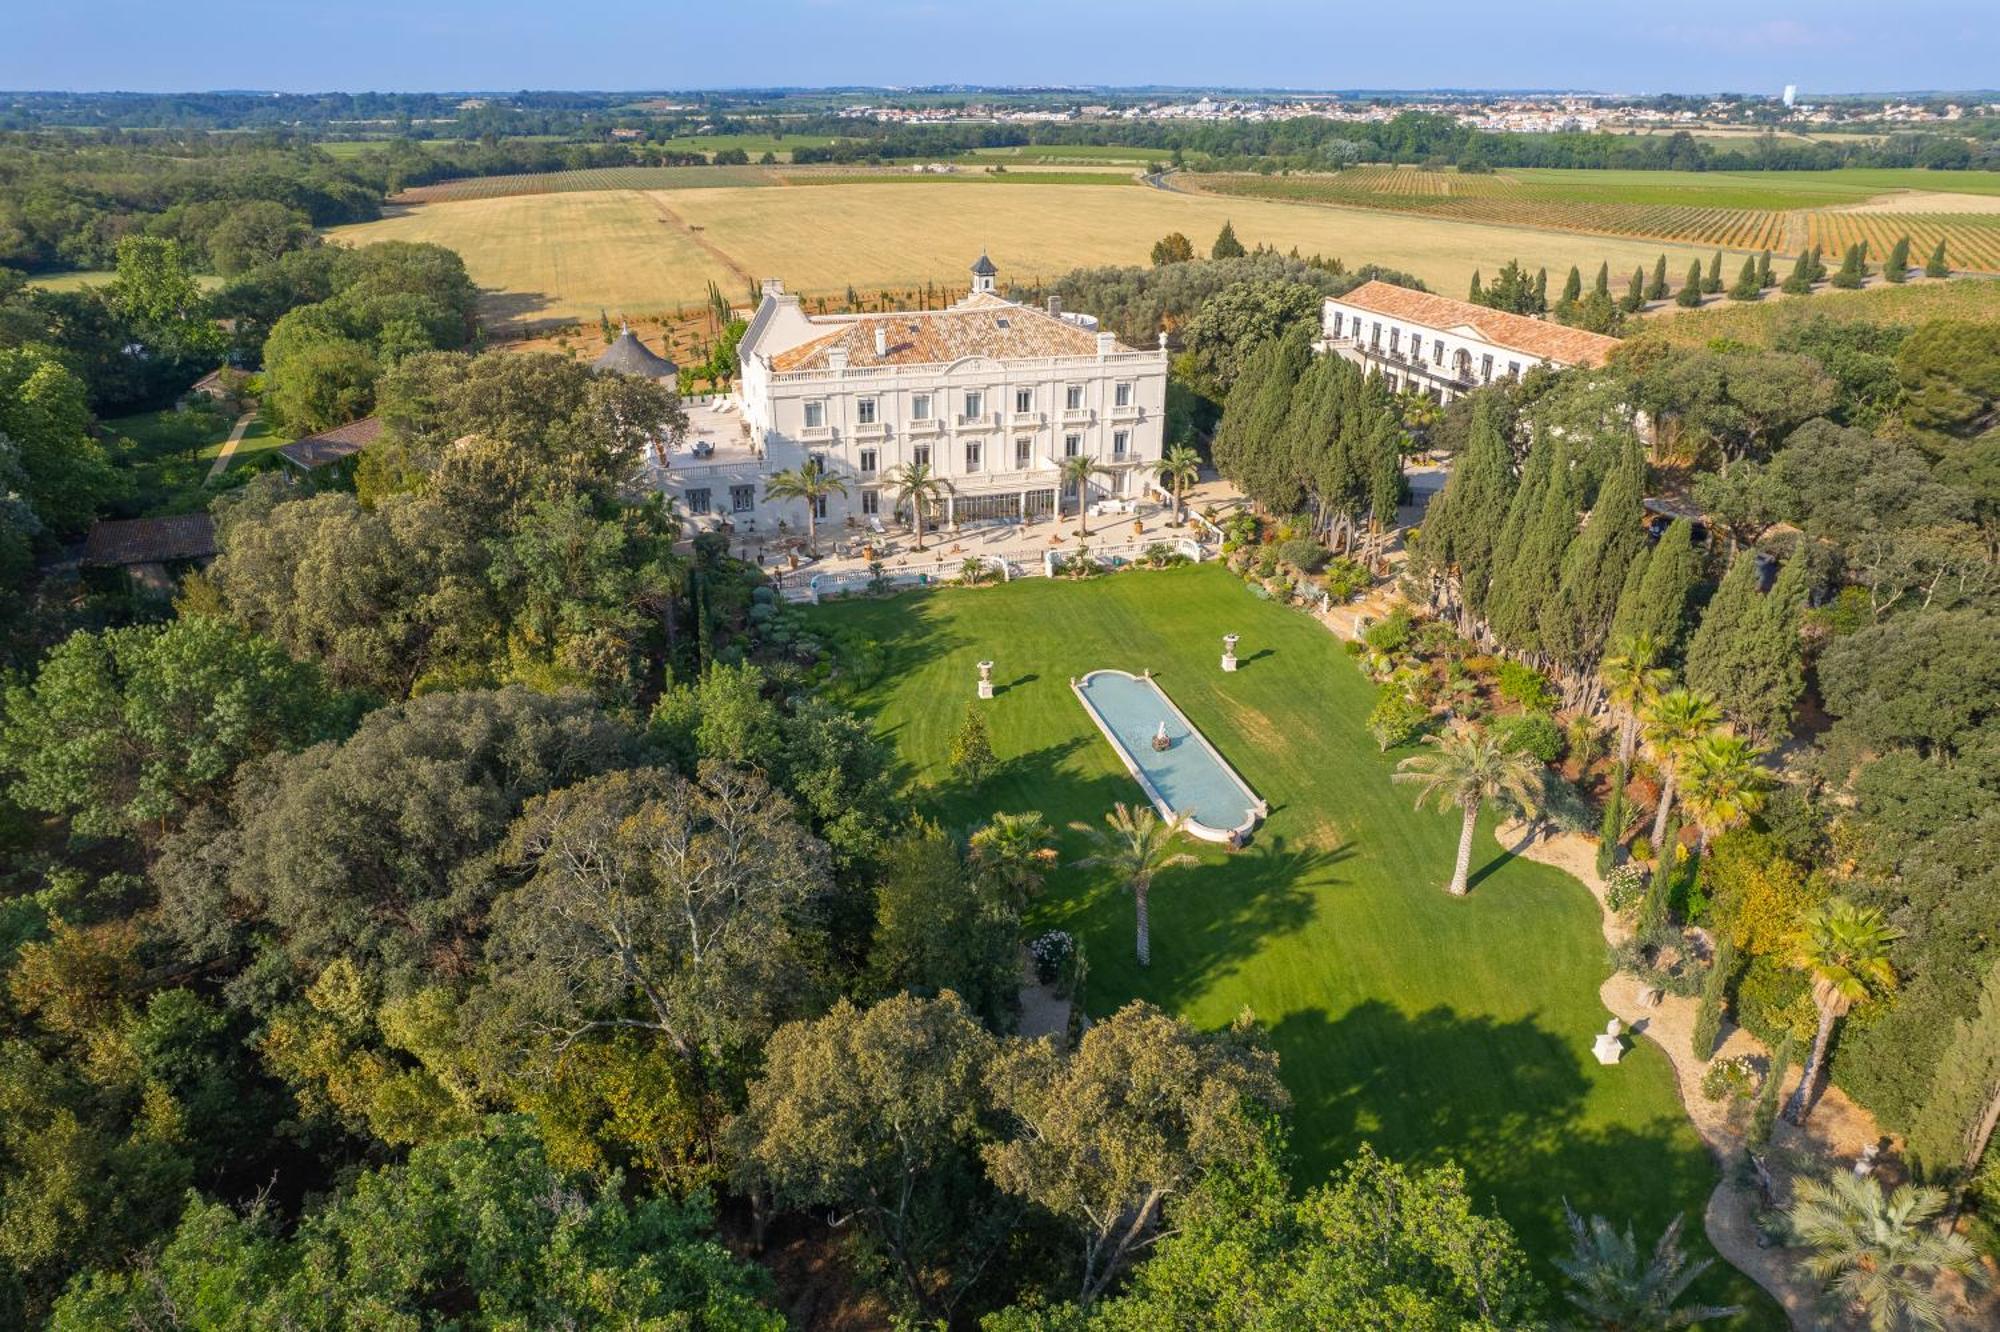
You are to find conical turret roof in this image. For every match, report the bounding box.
[591,328,678,379]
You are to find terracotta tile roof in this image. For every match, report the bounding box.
[1330,280,1622,368]
[277,416,384,470]
[768,294,1105,372]
[82,513,216,566]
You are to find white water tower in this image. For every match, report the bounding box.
[1782,84,1797,108]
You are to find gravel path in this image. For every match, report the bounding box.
[205,409,257,482]
[1497,820,1997,1331]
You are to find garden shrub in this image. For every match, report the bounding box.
[1701,1054,1759,1102]
[1494,660,1557,712]
[1603,863,1648,914]
[1411,620,1467,661]
[1494,712,1564,764]
[1366,687,1430,751]
[1706,830,1825,957]
[1252,545,1281,578]
[1361,606,1414,656]
[1733,953,1818,1047]
[1321,557,1370,601]
[1275,536,1330,574]
[1028,929,1076,987]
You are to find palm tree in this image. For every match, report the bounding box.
[884,461,947,551]
[1788,1172,1985,1331]
[1639,686,1723,851]
[1601,634,1672,774]
[1555,1203,1743,1330]
[1679,733,1770,855]
[1059,454,1108,537]
[1068,802,1197,966]
[1393,722,1543,897]
[1786,899,1899,1125]
[968,810,1059,910]
[1151,444,1202,526]
[762,457,848,556]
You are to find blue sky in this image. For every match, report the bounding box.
[7,1,1995,95]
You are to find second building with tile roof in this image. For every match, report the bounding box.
[1320,280,1621,404]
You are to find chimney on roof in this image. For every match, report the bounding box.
[828,344,848,371]
[1096,331,1116,359]
[874,325,887,357]
[1047,295,1062,317]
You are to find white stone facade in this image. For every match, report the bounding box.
[656,259,1169,542]
[1318,280,1619,405]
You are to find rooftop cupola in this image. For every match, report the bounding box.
[970,250,998,295]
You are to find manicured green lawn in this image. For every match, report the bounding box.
[809,565,1779,1325]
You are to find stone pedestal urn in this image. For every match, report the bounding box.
[1221,634,1240,673]
[1591,1017,1625,1066]
[977,660,995,700]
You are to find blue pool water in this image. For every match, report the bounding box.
[1076,671,1259,834]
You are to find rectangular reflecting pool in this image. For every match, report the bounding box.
[1072,669,1266,844]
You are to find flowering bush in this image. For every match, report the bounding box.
[1701,1054,1760,1103]
[1028,930,1075,985]
[1603,863,1649,914]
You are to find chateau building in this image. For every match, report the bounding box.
[656,255,1169,540]
[1320,280,1620,403]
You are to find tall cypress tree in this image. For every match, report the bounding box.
[1676,261,1704,307]
[1593,261,1611,297]
[1469,269,1484,302]
[1622,265,1646,313]
[1232,328,1312,511]
[1703,250,1724,293]
[1647,254,1670,301]
[1418,399,1515,628]
[1481,434,1555,637]
[1551,442,1650,675]
[1610,518,1701,662]
[1211,337,1279,485]
[1534,267,1549,310]
[1367,411,1403,540]
[1487,438,1579,657]
[1684,548,1761,714]
[1781,248,1814,295]
[1925,238,1950,278]
[1885,234,1911,283]
[1830,243,1866,289]
[1280,353,1344,523]
[1560,265,1583,304]
[1728,256,1761,300]
[1732,549,1810,740]
[1757,249,1774,288]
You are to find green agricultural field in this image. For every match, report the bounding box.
[660,132,849,160]
[26,270,223,293]
[806,566,1780,1327]
[965,144,1175,164]
[1644,274,2000,347]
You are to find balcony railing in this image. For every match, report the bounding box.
[957,413,997,429]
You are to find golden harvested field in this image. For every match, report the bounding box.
[328,181,1721,329]
[326,192,748,328]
